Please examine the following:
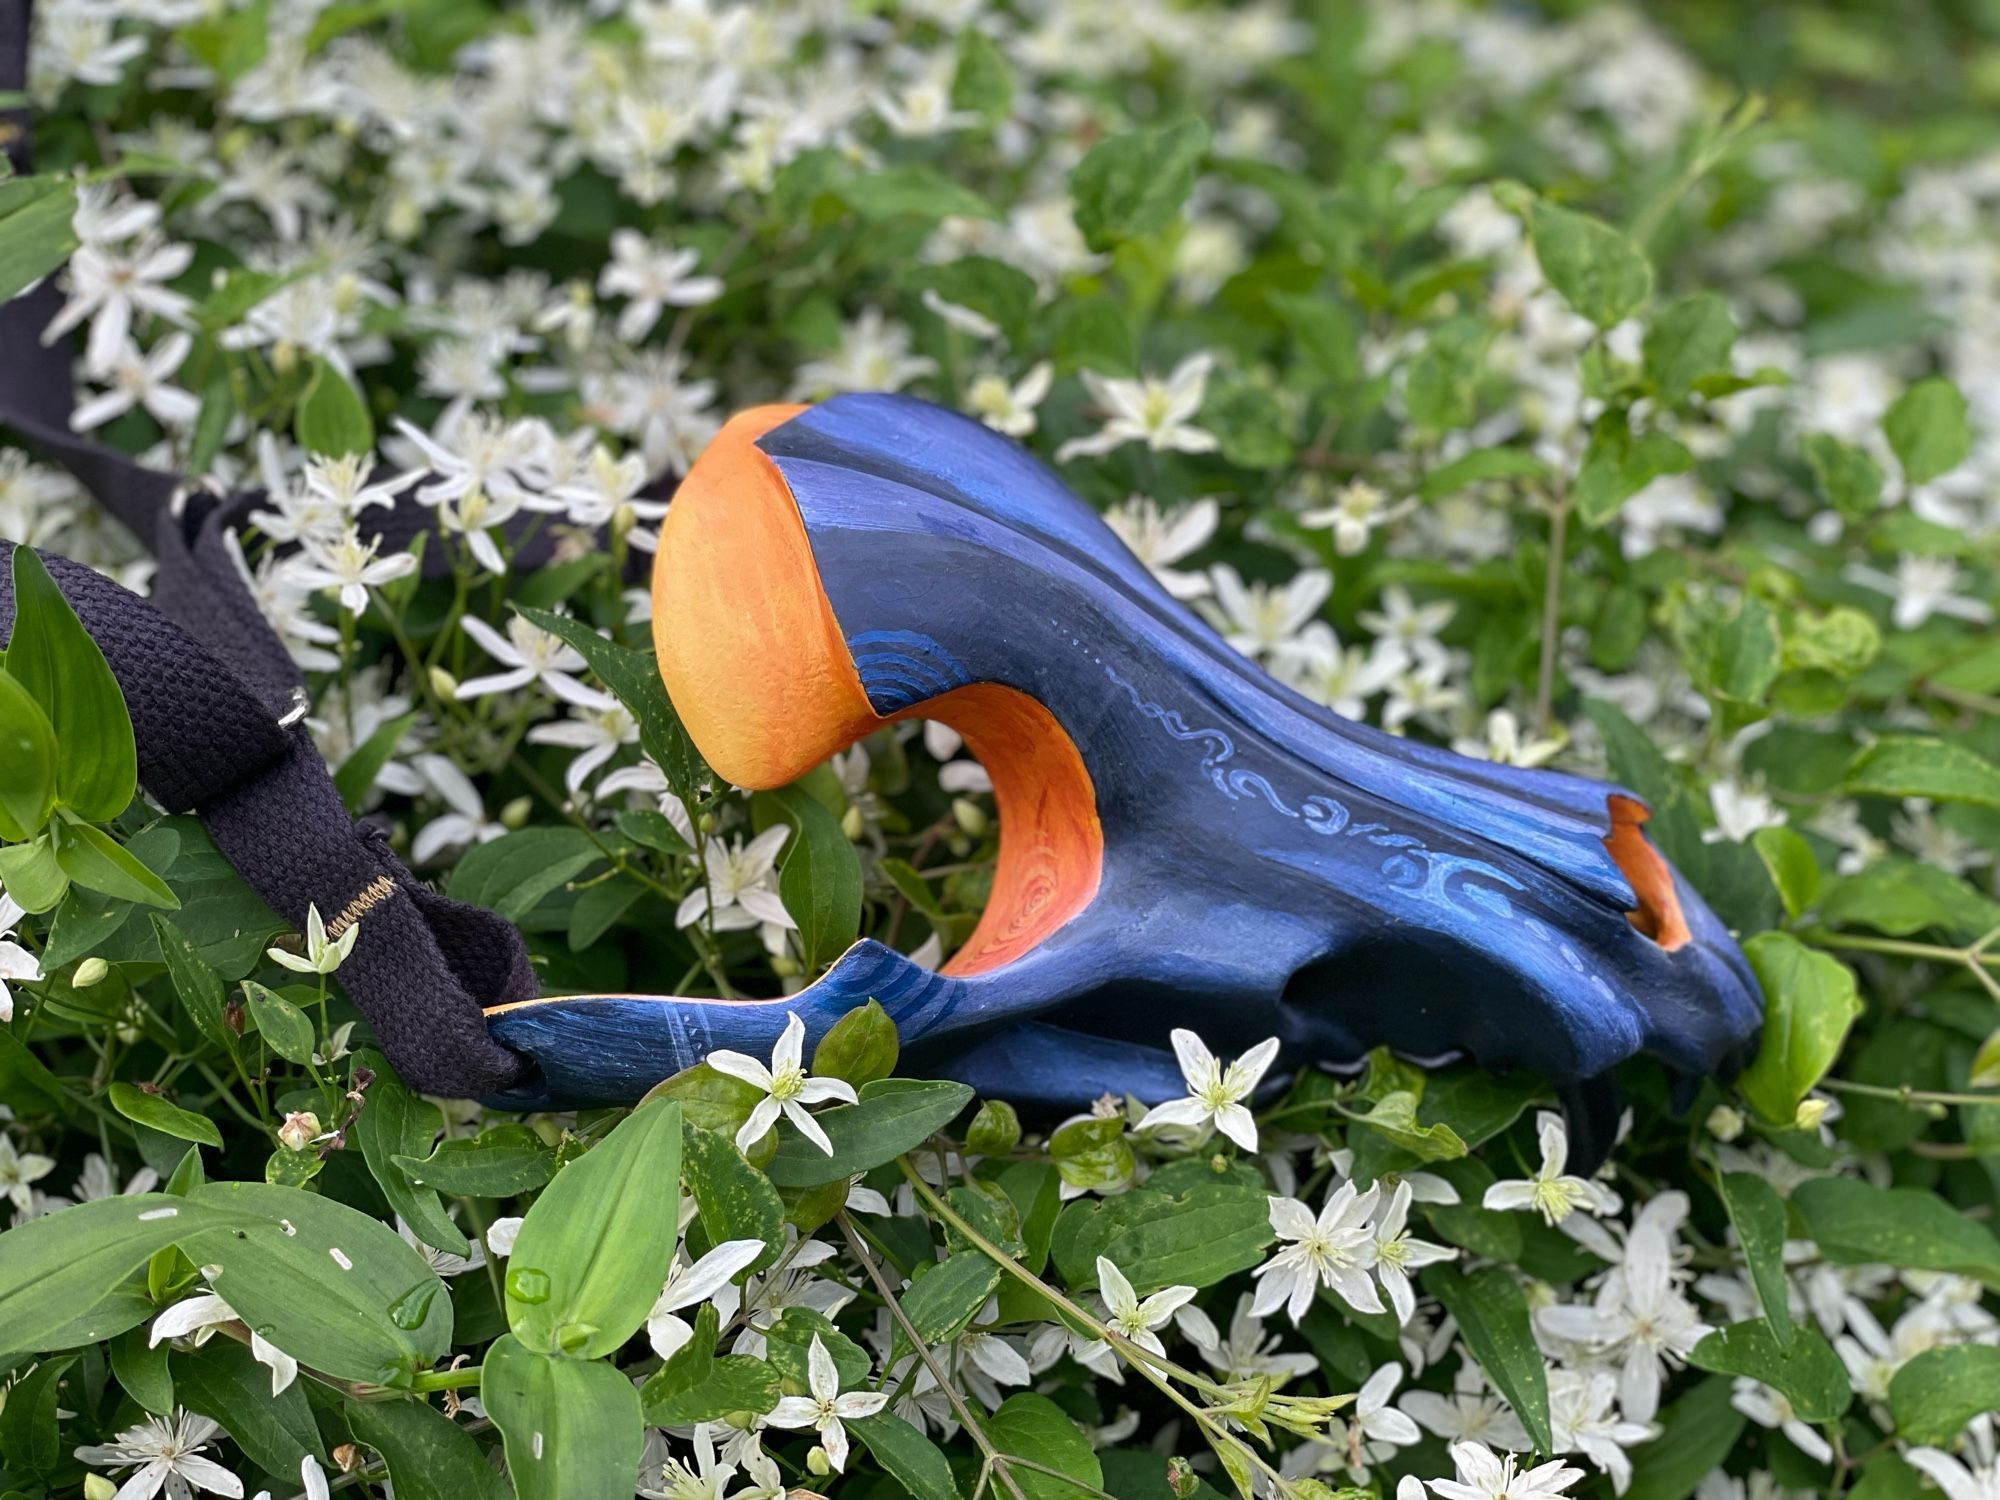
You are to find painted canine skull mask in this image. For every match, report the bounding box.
[486,394,1763,1159]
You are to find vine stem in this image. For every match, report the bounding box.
[1533,491,1570,740]
[894,1158,1301,1499]
[1807,924,2000,1006]
[409,1364,484,1393]
[833,1210,1028,1500]
[1820,1078,1999,1110]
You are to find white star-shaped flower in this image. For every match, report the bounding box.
[1252,1179,1384,1322]
[763,1334,887,1472]
[1135,1028,1280,1151]
[1482,1112,1620,1226]
[704,1013,858,1155]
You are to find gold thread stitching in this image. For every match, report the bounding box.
[325,875,396,940]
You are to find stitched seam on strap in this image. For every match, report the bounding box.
[326,875,397,940]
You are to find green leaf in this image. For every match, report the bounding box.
[184,1181,452,1386]
[1715,1170,1794,1348]
[0,833,68,913]
[1051,1181,1273,1293]
[1887,1343,2000,1446]
[813,997,898,1087]
[445,826,605,923]
[757,782,862,969]
[900,1252,1002,1346]
[1850,1454,1927,1500]
[1884,376,1971,486]
[333,711,418,810]
[763,1078,972,1188]
[1800,433,1884,521]
[967,1099,1022,1157]
[395,1124,557,1198]
[1069,120,1210,251]
[1523,198,1654,328]
[1644,292,1736,405]
[1423,1263,1552,1454]
[109,1326,175,1415]
[640,1303,782,1425]
[616,807,689,857]
[0,667,57,842]
[950,27,1011,121]
[1345,1088,1468,1162]
[566,878,645,950]
[1791,1177,2000,1288]
[483,1333,644,1500]
[345,1392,509,1500]
[945,1182,1024,1259]
[1269,292,1361,386]
[175,0,268,84]
[1050,293,1135,376]
[111,817,283,977]
[174,1338,326,1475]
[7,547,137,821]
[514,605,705,803]
[1737,932,1862,1125]
[108,1082,223,1150]
[0,1353,74,1473]
[149,914,235,1056]
[0,178,78,304]
[843,166,997,223]
[241,980,318,1066]
[198,262,318,330]
[1418,446,1548,501]
[352,1049,468,1257]
[294,358,375,458]
[642,1061,767,1139]
[1687,1320,1850,1423]
[0,1025,71,1121]
[1845,737,2000,808]
[1752,826,1821,921]
[1575,412,1692,526]
[0,1195,248,1354]
[1046,1114,1135,1195]
[1818,858,2000,943]
[1785,606,1878,679]
[764,1306,873,1390]
[853,1412,962,1500]
[682,1123,784,1275]
[908,259,1038,344]
[1418,1161,1522,1263]
[1622,1376,1746,1500]
[1707,593,1783,714]
[987,1392,1104,1500]
[1402,315,1490,434]
[505,1098,683,1358]
[51,817,178,908]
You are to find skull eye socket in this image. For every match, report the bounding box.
[905,687,1102,978]
[1604,795,1691,951]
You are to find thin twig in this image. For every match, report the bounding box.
[834,1210,1028,1500]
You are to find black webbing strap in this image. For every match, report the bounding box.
[0,0,536,1097]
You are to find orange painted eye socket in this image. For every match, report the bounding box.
[650,406,1104,973]
[1604,795,1690,951]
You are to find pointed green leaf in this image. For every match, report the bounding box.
[108,1083,223,1150]
[1688,1320,1850,1423]
[7,547,137,822]
[51,818,178,909]
[1424,1263,1552,1454]
[0,666,57,842]
[184,1181,453,1386]
[1715,1170,1794,1348]
[504,1098,683,1358]
[484,1333,644,1500]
